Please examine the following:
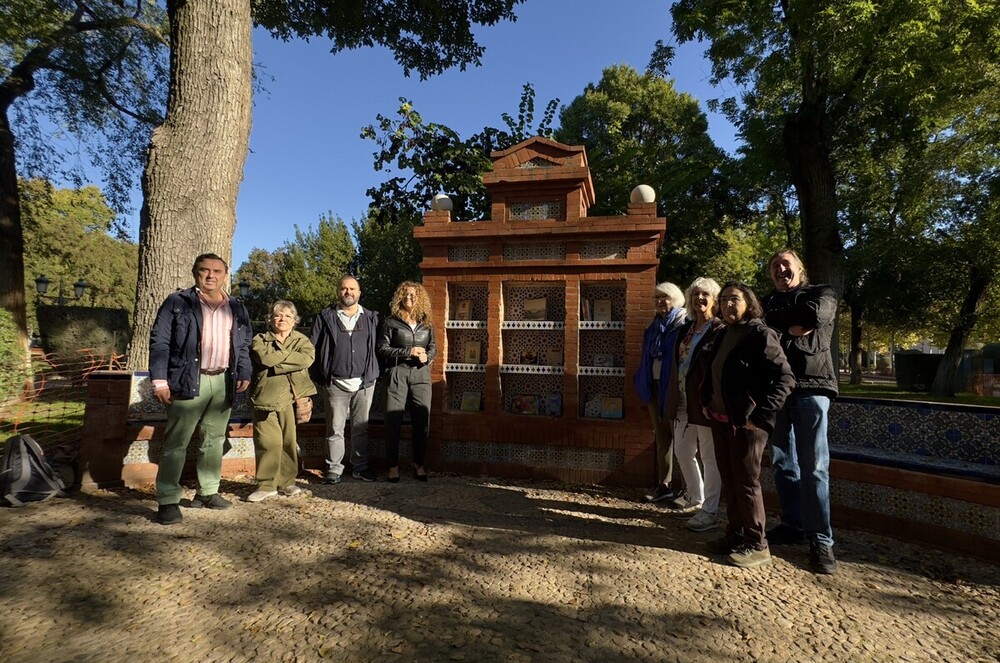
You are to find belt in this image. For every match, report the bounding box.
[200,368,227,376]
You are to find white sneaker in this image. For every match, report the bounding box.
[686,509,721,532]
[279,485,302,497]
[247,489,278,503]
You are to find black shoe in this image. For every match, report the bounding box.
[324,475,342,485]
[705,533,742,555]
[158,503,182,525]
[190,493,232,510]
[412,464,428,482]
[387,467,400,483]
[352,468,377,482]
[766,523,805,546]
[645,484,680,503]
[809,541,839,575]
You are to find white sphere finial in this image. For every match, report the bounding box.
[630,185,656,204]
[431,193,453,211]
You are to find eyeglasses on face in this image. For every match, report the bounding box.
[721,295,745,304]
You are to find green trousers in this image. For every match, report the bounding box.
[252,403,298,491]
[156,372,232,505]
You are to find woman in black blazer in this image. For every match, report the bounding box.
[377,281,437,482]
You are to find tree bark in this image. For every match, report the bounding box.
[783,101,845,374]
[129,0,253,370]
[929,267,991,397]
[849,301,863,385]
[0,108,30,387]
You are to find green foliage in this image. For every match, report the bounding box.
[362,84,558,223]
[4,0,169,216]
[280,213,356,321]
[0,307,29,402]
[20,179,138,334]
[234,247,289,323]
[353,213,422,317]
[555,65,738,285]
[253,0,524,80]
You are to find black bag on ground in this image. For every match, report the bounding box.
[1,434,66,507]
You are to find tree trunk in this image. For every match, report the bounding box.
[849,301,863,385]
[929,267,991,398]
[128,0,253,370]
[783,101,845,374]
[0,109,29,361]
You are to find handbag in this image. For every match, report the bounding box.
[287,374,313,424]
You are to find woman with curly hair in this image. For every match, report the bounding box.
[377,281,437,482]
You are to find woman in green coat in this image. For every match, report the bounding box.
[247,300,317,502]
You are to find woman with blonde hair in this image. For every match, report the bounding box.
[378,281,437,482]
[248,300,317,502]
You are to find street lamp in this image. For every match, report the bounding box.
[34,275,89,305]
[234,279,250,297]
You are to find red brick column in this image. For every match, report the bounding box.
[80,370,133,491]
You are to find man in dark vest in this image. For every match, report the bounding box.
[310,275,381,483]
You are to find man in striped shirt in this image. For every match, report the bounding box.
[149,253,253,525]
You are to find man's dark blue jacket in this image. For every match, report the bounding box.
[309,305,381,388]
[149,287,253,400]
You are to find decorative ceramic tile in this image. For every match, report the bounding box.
[509,201,562,220]
[128,371,251,423]
[448,244,490,262]
[580,242,628,260]
[503,243,567,261]
[830,398,999,466]
[441,440,624,471]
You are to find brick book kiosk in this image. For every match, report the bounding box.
[414,137,665,486]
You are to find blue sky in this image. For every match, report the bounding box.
[194,1,738,267]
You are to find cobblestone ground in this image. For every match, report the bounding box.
[1,474,997,663]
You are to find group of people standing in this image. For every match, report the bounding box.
[635,250,839,574]
[150,250,838,576]
[149,253,436,525]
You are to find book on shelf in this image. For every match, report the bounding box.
[519,350,538,365]
[460,391,482,412]
[545,392,562,416]
[593,299,613,322]
[592,353,615,368]
[580,298,592,321]
[522,297,547,321]
[540,349,563,366]
[511,394,541,415]
[463,340,481,364]
[600,396,624,419]
[454,300,473,321]
[584,394,603,418]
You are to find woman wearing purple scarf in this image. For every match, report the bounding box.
[633,281,686,503]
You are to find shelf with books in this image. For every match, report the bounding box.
[502,373,564,417]
[579,375,625,420]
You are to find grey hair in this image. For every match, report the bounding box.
[269,300,301,329]
[654,282,685,309]
[684,277,722,319]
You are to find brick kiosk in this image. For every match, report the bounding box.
[414,137,665,487]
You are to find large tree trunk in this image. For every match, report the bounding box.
[128,0,253,370]
[929,267,991,398]
[783,101,845,374]
[0,110,29,361]
[849,301,863,385]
